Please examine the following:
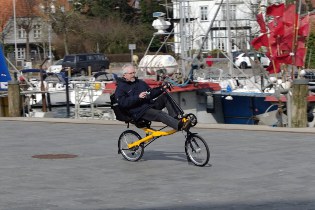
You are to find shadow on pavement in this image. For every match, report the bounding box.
[142,150,188,163]
[99,199,315,210]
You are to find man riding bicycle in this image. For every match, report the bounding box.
[115,63,191,131]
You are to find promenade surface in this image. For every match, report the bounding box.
[1,117,315,210]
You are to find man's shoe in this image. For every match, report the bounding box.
[181,119,191,131]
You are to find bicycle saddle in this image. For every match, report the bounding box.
[130,119,151,128]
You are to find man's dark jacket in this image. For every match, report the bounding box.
[115,77,164,120]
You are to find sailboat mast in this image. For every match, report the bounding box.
[226,0,233,76]
[13,0,18,66]
[179,0,188,79]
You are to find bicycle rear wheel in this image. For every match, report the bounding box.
[185,134,210,167]
[118,130,144,161]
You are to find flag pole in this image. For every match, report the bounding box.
[292,1,300,79]
[302,12,311,68]
[13,0,18,67]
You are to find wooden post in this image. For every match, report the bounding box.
[68,67,71,78]
[88,66,92,76]
[40,69,47,112]
[291,79,308,127]
[0,96,8,117]
[8,81,21,117]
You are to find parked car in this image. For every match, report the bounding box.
[47,59,63,73]
[294,70,315,82]
[61,53,110,76]
[234,52,270,69]
[232,51,243,63]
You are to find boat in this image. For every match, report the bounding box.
[69,72,114,106]
[19,69,70,107]
[106,2,314,127]
[0,45,11,91]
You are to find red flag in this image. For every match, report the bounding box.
[283,4,296,26]
[275,53,293,64]
[269,17,284,37]
[256,13,267,33]
[266,3,285,16]
[295,48,307,66]
[279,27,294,51]
[297,37,306,49]
[266,61,281,74]
[268,31,276,45]
[268,42,278,58]
[273,18,284,36]
[251,34,269,50]
[298,15,310,37]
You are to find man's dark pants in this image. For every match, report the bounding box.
[141,94,180,130]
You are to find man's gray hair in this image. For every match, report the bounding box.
[122,63,134,74]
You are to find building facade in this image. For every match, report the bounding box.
[172,0,260,55]
[0,0,72,68]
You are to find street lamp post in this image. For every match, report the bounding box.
[48,22,52,66]
[13,0,18,66]
[41,1,55,66]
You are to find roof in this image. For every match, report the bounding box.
[0,0,71,33]
[0,0,13,32]
[0,0,40,33]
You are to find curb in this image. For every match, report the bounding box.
[1,117,315,134]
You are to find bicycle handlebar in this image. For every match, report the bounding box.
[162,81,173,91]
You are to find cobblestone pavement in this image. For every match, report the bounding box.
[1,120,315,210]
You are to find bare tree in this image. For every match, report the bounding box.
[16,0,39,61]
[49,0,85,55]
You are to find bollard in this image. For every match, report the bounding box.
[8,81,21,117]
[65,76,70,117]
[68,67,71,78]
[291,79,308,127]
[0,96,8,117]
[88,66,92,76]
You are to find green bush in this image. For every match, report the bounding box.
[306,32,315,69]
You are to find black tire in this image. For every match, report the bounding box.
[185,134,210,167]
[118,130,144,162]
[185,113,198,127]
[240,62,247,69]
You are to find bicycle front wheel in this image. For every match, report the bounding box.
[118,130,144,162]
[185,134,210,167]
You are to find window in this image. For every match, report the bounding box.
[87,55,95,61]
[222,5,236,20]
[251,4,258,18]
[219,39,225,51]
[96,54,105,60]
[78,55,87,61]
[17,48,25,59]
[230,5,236,20]
[64,56,75,62]
[18,27,26,39]
[200,6,208,21]
[33,25,41,38]
[180,5,192,20]
[201,37,209,50]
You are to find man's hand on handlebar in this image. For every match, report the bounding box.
[162,81,173,91]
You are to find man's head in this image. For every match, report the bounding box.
[122,63,136,82]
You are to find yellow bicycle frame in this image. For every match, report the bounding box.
[127,128,177,149]
[127,118,189,149]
